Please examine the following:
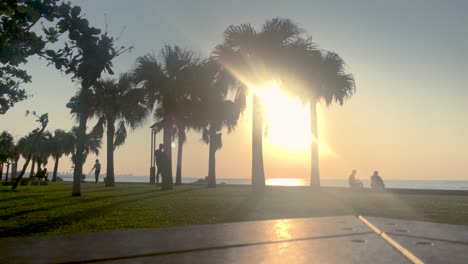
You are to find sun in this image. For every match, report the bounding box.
[251,82,335,159]
[257,83,311,148]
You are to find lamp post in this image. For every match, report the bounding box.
[149,126,156,184]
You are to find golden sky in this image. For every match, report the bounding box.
[2,0,467,181]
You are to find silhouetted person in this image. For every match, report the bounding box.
[36,168,48,181]
[90,159,101,184]
[42,168,48,181]
[349,169,363,189]
[154,144,164,184]
[371,170,385,190]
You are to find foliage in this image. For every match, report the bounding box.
[50,129,75,160]
[89,74,148,149]
[69,126,101,165]
[133,45,200,189]
[12,111,49,189]
[0,130,15,163]
[192,59,246,150]
[0,0,65,114]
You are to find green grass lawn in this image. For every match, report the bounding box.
[1,182,468,237]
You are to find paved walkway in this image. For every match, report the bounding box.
[1,216,467,263]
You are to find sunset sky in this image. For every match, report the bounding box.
[2,0,467,181]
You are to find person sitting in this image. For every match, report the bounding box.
[36,168,48,181]
[348,169,363,189]
[370,170,385,190]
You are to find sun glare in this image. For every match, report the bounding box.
[266,178,305,186]
[250,82,336,159]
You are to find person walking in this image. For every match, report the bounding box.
[154,144,164,184]
[90,159,101,184]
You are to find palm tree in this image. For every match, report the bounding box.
[306,52,355,187]
[192,60,246,187]
[89,74,148,187]
[67,94,104,179]
[16,132,36,177]
[50,129,75,181]
[133,45,199,190]
[0,131,14,180]
[213,17,316,192]
[12,113,49,189]
[35,131,52,172]
[70,126,102,166]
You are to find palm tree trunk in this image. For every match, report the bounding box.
[106,119,115,187]
[207,126,217,188]
[0,163,3,180]
[72,112,88,196]
[175,136,183,185]
[5,163,10,181]
[310,101,320,188]
[252,94,265,192]
[162,118,173,190]
[29,156,36,177]
[52,156,59,181]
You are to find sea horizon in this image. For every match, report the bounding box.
[56,174,468,191]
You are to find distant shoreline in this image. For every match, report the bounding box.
[83,181,468,196]
[57,175,468,191]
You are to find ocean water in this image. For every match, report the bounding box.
[58,175,468,191]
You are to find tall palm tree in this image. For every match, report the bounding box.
[213,17,316,192]
[192,60,246,187]
[89,74,148,187]
[133,45,199,190]
[50,129,75,181]
[307,52,355,187]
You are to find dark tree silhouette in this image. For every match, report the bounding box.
[88,74,148,187]
[307,52,355,187]
[0,1,71,114]
[133,45,199,190]
[44,5,131,196]
[12,112,49,189]
[50,129,75,181]
[213,17,314,192]
[192,59,246,188]
[0,131,15,180]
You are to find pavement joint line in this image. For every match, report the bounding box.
[358,215,424,264]
[387,233,468,246]
[59,232,374,263]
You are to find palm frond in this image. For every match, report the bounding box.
[113,121,127,150]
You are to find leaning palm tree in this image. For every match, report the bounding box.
[89,74,148,187]
[133,45,199,190]
[16,132,36,177]
[192,59,246,187]
[12,113,49,189]
[50,129,75,181]
[307,52,355,187]
[213,17,316,191]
